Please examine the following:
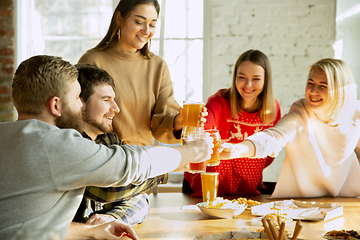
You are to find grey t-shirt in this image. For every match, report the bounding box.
[0,119,152,240]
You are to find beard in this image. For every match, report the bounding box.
[55,104,83,133]
[82,104,113,134]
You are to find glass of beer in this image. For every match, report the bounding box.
[201,172,219,202]
[182,101,204,135]
[205,129,221,166]
[188,161,207,173]
[181,101,206,173]
[181,128,207,173]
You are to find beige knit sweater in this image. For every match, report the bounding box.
[79,48,181,146]
[248,99,360,198]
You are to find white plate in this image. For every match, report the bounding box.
[196,202,247,219]
[251,200,343,221]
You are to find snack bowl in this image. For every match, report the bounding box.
[196,202,247,219]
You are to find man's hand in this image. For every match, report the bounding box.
[87,220,139,240]
[86,213,116,225]
[66,221,139,240]
[179,133,213,160]
[146,132,212,177]
[173,163,189,172]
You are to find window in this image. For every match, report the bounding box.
[16,0,204,104]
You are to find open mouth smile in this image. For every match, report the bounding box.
[137,35,147,42]
[310,97,322,102]
[243,88,255,94]
[105,116,114,121]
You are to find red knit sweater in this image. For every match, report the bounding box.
[184,89,281,196]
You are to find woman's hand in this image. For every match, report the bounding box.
[219,141,255,159]
[173,108,184,132]
[174,107,208,131]
[199,106,208,127]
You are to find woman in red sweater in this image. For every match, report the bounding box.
[184,49,281,197]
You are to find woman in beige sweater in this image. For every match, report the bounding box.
[221,58,360,198]
[79,0,184,146]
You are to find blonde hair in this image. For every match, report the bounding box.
[309,58,357,124]
[93,0,160,59]
[12,55,78,115]
[230,49,277,124]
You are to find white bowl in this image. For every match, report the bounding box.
[197,202,247,219]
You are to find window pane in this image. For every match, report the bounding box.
[163,39,203,103]
[163,1,187,38]
[163,0,203,39]
[35,0,112,37]
[42,39,99,64]
[187,0,203,38]
[33,0,113,63]
[150,39,160,55]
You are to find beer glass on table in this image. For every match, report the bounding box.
[201,172,219,202]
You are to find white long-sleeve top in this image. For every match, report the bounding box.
[247,99,360,198]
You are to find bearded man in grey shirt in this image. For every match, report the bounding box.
[0,55,212,240]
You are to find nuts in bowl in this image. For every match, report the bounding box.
[197,197,247,219]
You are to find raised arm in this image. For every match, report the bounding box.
[220,100,305,159]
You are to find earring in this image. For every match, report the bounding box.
[117,29,120,41]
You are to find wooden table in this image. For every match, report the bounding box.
[131,193,360,240]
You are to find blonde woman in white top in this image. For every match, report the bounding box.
[221,58,360,198]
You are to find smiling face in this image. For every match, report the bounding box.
[82,84,120,139]
[235,61,265,112]
[116,3,158,53]
[305,69,329,111]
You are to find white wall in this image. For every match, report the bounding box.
[205,0,336,182]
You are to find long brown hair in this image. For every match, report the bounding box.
[229,49,277,124]
[93,0,160,59]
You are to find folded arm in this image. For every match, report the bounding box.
[66,221,139,240]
